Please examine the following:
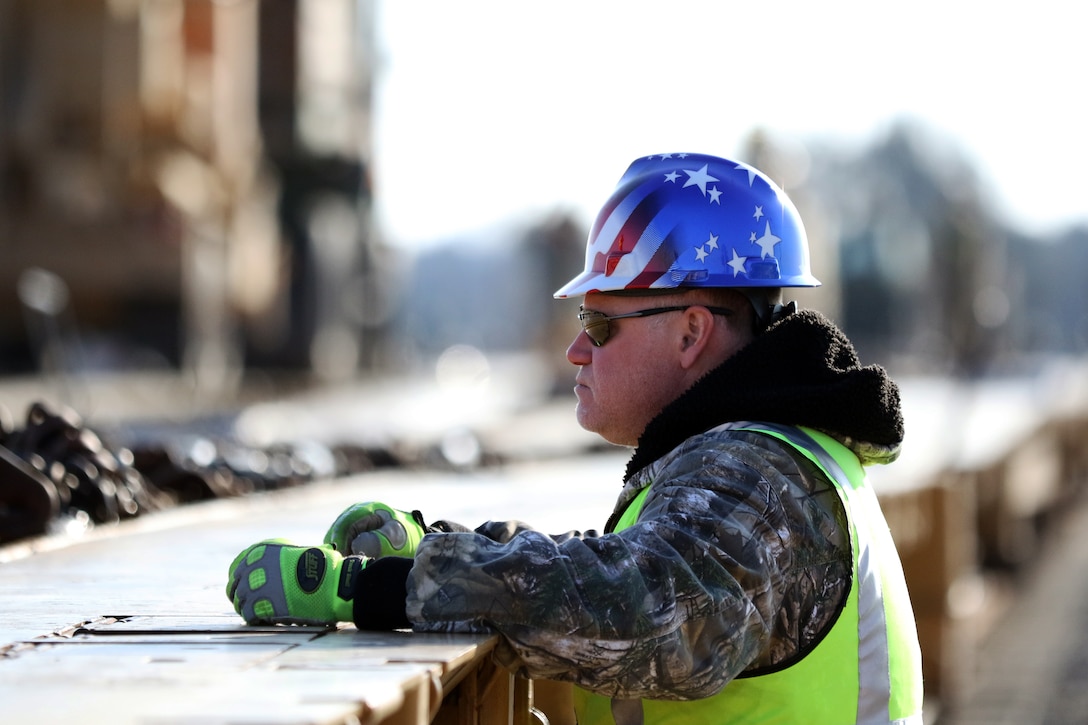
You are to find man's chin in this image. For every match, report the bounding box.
[574,404,594,433]
[575,410,632,447]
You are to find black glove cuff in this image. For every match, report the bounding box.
[429,519,473,533]
[352,556,413,630]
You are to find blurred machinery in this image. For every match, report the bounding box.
[0,0,390,389]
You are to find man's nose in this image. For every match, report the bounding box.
[566,328,593,365]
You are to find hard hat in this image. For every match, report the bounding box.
[554,153,820,298]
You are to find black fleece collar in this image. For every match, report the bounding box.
[625,309,904,479]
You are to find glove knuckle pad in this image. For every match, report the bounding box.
[350,530,384,557]
[380,520,408,548]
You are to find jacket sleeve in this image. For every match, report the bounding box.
[404,431,851,700]
[431,517,597,543]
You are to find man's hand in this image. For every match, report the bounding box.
[323,502,426,558]
[227,539,366,625]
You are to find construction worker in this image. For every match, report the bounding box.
[227,152,924,724]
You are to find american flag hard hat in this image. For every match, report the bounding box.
[554,153,820,298]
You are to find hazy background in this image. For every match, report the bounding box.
[373,0,1087,246]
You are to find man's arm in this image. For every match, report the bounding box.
[402,432,850,700]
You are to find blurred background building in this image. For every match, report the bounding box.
[2,0,1087,395]
[2,1,1085,398]
[0,0,391,395]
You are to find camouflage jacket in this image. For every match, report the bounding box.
[405,309,904,700]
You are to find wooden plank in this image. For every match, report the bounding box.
[0,615,505,725]
[75,613,328,633]
[0,644,415,724]
[282,629,498,675]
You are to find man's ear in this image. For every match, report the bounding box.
[677,306,716,369]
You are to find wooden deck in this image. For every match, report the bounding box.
[3,618,516,724]
[0,447,625,724]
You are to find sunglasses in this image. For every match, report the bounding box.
[577,305,734,347]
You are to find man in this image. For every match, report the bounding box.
[228,153,924,724]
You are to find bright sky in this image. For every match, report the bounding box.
[370,0,1086,249]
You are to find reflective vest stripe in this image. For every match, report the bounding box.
[757,424,893,721]
[734,423,923,724]
[752,424,895,722]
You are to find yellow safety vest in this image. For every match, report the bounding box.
[574,424,924,724]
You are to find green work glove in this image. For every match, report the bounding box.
[323,502,427,558]
[226,539,366,625]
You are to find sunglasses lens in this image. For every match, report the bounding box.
[579,311,610,346]
[585,321,609,346]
